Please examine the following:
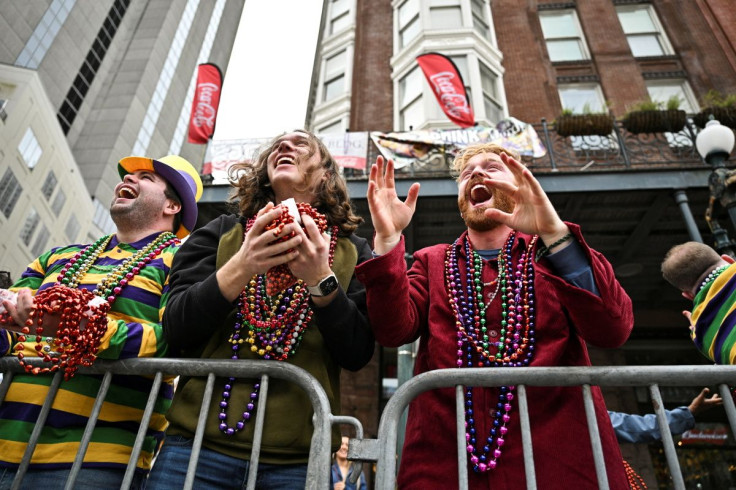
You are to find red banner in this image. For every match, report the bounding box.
[416,53,475,128]
[188,63,222,144]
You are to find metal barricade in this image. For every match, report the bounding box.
[0,357,338,490]
[347,365,736,490]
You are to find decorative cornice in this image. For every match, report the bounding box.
[556,74,600,83]
[642,71,687,79]
[537,3,576,11]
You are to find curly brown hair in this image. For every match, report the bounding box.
[227,130,362,235]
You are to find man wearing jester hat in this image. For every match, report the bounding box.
[0,154,202,489]
[355,143,635,489]
[147,130,374,488]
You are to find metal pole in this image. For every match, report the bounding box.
[673,190,703,242]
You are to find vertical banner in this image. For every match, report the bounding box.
[416,52,475,128]
[188,63,223,144]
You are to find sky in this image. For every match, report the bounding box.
[213,0,324,141]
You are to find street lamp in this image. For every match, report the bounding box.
[697,117,736,254]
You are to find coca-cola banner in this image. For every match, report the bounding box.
[370,118,546,171]
[416,52,475,128]
[202,132,369,184]
[188,63,222,144]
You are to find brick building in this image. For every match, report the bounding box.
[302,0,736,486]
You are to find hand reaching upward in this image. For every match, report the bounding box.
[367,156,420,255]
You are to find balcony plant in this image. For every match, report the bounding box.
[622,95,687,134]
[694,90,736,129]
[555,104,614,137]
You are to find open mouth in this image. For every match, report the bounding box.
[469,183,492,207]
[117,186,138,199]
[276,156,296,167]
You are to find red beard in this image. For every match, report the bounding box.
[458,177,514,232]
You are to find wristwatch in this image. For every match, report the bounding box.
[307,273,339,297]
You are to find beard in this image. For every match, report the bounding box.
[458,179,514,232]
[110,191,167,233]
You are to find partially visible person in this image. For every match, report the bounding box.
[609,387,723,444]
[0,154,201,489]
[356,143,634,488]
[661,241,736,364]
[330,436,367,490]
[147,130,374,489]
[0,271,11,289]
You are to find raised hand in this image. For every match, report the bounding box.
[288,213,334,289]
[482,152,569,244]
[367,156,420,255]
[216,203,303,302]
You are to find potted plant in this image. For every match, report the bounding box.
[622,95,687,134]
[555,104,615,137]
[694,90,736,129]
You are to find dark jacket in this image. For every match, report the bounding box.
[163,214,374,463]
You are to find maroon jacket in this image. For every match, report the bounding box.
[356,224,634,489]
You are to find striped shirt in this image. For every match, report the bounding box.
[0,232,177,474]
[691,263,736,364]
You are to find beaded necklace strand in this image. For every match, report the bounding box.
[218,203,338,435]
[445,231,537,473]
[1,232,178,379]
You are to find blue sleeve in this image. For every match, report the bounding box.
[608,407,694,443]
[545,240,600,296]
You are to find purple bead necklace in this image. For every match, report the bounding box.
[445,231,537,473]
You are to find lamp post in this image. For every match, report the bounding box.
[697,118,736,253]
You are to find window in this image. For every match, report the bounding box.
[18,128,43,169]
[471,0,490,40]
[318,120,344,134]
[429,5,462,30]
[132,0,196,154]
[646,80,698,147]
[51,187,66,216]
[558,83,616,150]
[0,169,22,218]
[42,170,57,200]
[57,0,130,134]
[399,66,424,130]
[0,99,7,122]
[398,0,420,48]
[31,224,49,257]
[323,50,347,102]
[480,63,503,123]
[558,83,607,114]
[646,80,697,114]
[539,10,589,62]
[20,208,40,246]
[92,198,115,234]
[15,0,76,69]
[616,5,672,58]
[329,0,352,35]
[66,214,81,242]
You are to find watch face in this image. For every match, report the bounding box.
[319,275,339,296]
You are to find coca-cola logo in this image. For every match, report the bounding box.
[429,71,470,118]
[192,82,219,128]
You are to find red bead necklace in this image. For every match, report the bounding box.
[219,202,338,435]
[1,232,178,379]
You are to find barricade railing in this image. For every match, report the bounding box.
[349,365,736,490]
[0,357,351,490]
[4,360,736,489]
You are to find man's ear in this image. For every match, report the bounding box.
[682,291,694,301]
[722,254,735,264]
[164,199,182,217]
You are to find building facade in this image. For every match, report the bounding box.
[0,0,244,276]
[304,0,736,486]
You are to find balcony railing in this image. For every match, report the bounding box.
[345,119,707,181]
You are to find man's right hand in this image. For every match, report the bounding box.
[367,156,420,255]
